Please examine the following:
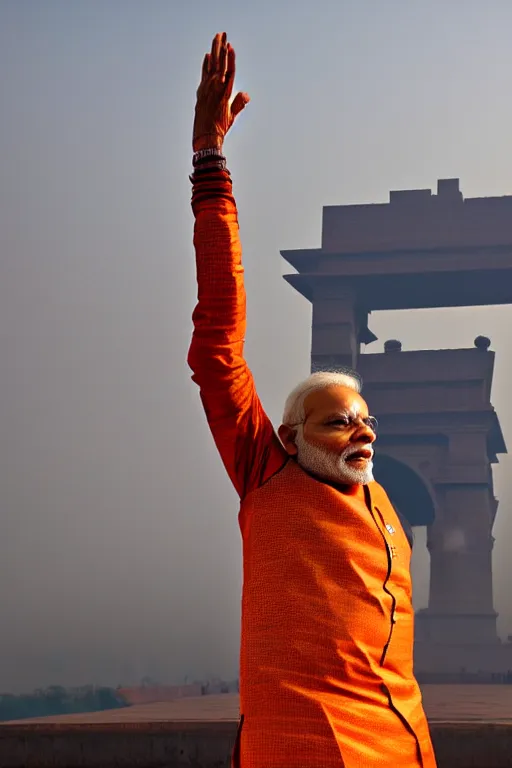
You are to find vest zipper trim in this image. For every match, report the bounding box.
[364,489,397,666]
[379,539,397,666]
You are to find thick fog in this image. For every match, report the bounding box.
[2,0,512,692]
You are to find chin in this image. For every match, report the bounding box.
[295,436,374,486]
[340,461,374,486]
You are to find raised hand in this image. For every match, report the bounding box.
[193,32,250,152]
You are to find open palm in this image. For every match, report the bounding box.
[193,32,250,152]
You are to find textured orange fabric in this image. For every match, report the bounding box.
[188,167,437,768]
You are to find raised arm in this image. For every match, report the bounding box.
[187,33,286,499]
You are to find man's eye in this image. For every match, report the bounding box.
[328,418,350,427]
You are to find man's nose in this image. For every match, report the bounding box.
[352,420,376,443]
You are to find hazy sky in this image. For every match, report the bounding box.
[2,0,512,693]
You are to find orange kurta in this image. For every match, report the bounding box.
[188,165,437,768]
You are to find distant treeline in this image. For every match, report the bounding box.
[416,671,512,685]
[0,685,128,722]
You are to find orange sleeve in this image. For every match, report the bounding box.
[187,164,286,499]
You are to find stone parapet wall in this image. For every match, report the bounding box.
[2,721,512,768]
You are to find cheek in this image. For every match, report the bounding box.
[305,430,351,453]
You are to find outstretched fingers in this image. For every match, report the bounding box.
[225,44,236,99]
[210,32,222,73]
[219,32,228,80]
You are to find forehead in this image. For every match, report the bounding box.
[303,385,369,420]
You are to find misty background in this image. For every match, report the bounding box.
[2,0,512,693]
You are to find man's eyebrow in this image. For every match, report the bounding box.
[322,411,351,421]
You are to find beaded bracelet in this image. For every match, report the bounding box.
[191,156,227,174]
[192,147,225,166]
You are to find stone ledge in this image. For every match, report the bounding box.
[2,720,512,768]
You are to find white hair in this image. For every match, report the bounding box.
[282,370,362,427]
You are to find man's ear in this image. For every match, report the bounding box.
[278,424,298,456]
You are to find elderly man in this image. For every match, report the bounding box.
[188,32,437,768]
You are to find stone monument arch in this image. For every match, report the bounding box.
[281,178,512,676]
[371,452,435,528]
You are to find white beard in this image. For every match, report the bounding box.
[295,429,374,486]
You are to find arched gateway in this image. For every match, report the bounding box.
[281,178,511,676]
[372,453,435,528]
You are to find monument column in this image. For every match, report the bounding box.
[425,427,499,644]
[311,286,373,372]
